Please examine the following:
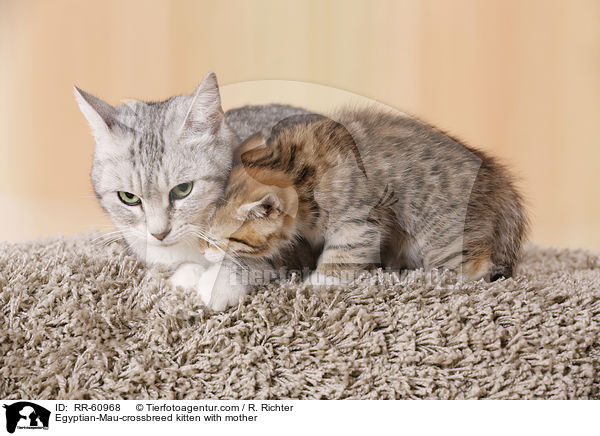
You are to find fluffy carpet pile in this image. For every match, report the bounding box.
[1,233,599,399]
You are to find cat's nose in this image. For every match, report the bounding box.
[151,229,171,241]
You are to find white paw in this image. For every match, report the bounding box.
[195,263,251,311]
[195,263,222,306]
[207,264,250,311]
[208,281,249,312]
[168,263,205,290]
[306,272,341,287]
[169,262,251,310]
[169,262,215,306]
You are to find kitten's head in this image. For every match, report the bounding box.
[75,72,237,263]
[206,164,299,261]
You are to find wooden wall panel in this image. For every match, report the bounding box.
[0,0,598,248]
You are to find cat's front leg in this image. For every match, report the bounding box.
[208,259,280,311]
[313,222,384,285]
[169,261,251,311]
[168,263,213,306]
[203,261,251,311]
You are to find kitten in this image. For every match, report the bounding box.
[204,109,528,290]
[75,72,309,310]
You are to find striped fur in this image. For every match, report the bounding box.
[208,108,529,282]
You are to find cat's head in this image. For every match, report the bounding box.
[205,164,299,261]
[75,72,237,263]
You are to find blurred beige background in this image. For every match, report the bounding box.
[0,0,599,248]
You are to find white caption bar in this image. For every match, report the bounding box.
[0,400,595,435]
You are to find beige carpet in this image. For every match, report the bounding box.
[1,233,599,399]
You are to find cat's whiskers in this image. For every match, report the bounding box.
[92,232,126,248]
[187,225,246,269]
[91,227,145,249]
[91,229,123,243]
[200,229,248,262]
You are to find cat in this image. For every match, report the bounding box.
[75,72,310,310]
[202,109,528,294]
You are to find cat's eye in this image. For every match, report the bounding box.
[170,182,193,200]
[117,191,141,206]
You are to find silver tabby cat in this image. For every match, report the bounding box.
[76,73,307,310]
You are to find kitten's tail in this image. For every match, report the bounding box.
[489,172,529,280]
[464,149,529,281]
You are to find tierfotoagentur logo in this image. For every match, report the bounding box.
[2,402,50,434]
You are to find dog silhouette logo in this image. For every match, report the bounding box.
[2,402,50,433]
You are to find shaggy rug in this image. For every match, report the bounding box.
[1,233,598,400]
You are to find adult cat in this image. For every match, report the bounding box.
[75,72,308,310]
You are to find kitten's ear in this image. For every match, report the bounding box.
[234,134,267,164]
[74,87,119,141]
[183,72,224,132]
[240,193,282,219]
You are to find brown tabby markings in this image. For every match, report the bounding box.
[207,109,528,281]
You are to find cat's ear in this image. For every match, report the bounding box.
[74,87,119,141]
[234,133,267,164]
[182,72,224,132]
[240,193,282,219]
